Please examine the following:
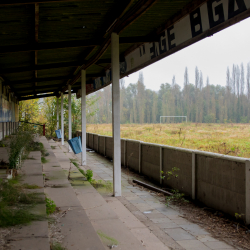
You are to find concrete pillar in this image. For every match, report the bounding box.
[57,97,59,130]
[61,93,64,145]
[81,70,86,166]
[111,32,121,197]
[68,85,72,152]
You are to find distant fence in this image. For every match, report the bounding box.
[77,131,250,224]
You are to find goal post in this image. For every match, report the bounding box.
[160,116,187,123]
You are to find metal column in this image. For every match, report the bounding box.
[111,32,121,197]
[81,70,86,166]
[61,93,64,145]
[68,85,72,152]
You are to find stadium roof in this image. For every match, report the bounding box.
[0,0,249,100]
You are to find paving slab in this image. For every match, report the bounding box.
[180,223,210,236]
[11,221,49,238]
[176,239,211,249]
[9,237,50,250]
[59,207,105,250]
[204,241,235,249]
[45,187,81,208]
[164,228,196,241]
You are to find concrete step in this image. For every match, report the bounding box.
[9,150,50,250]
[41,136,105,250]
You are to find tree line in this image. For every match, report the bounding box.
[87,62,250,124]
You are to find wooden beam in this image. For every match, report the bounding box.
[20,90,77,101]
[0,59,111,75]
[60,0,156,94]
[0,62,80,74]
[0,0,80,6]
[0,36,156,54]
[0,40,97,54]
[9,73,106,86]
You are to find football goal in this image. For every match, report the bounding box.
[160,116,187,123]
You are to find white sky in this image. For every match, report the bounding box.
[124,17,250,91]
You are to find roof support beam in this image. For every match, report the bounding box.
[60,0,156,95]
[0,0,83,6]
[0,59,111,75]
[0,36,157,54]
[20,90,77,101]
[8,73,106,86]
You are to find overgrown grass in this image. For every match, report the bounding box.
[86,123,250,158]
[0,178,45,227]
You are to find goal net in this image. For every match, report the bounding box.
[160,116,187,123]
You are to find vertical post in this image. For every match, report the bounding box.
[68,85,72,152]
[57,97,59,129]
[61,92,64,145]
[81,70,86,166]
[43,124,45,136]
[111,32,121,197]
[246,160,250,224]
[160,146,162,185]
[192,151,196,200]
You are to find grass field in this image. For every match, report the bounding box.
[86,123,250,158]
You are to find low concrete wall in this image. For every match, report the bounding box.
[196,154,246,217]
[99,136,105,156]
[79,131,250,224]
[105,136,113,159]
[141,144,160,183]
[126,140,140,172]
[121,139,126,166]
[162,148,192,196]
[93,134,98,152]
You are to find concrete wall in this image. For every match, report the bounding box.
[126,140,140,172]
[196,154,246,218]
[121,139,126,166]
[162,148,192,196]
[93,134,98,152]
[99,136,105,156]
[81,131,250,223]
[105,136,113,159]
[141,144,160,183]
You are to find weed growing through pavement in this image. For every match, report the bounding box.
[41,156,49,164]
[0,178,45,227]
[165,189,189,206]
[51,242,67,250]
[46,197,56,215]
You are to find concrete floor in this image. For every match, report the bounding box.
[47,138,236,250]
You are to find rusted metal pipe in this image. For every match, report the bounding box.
[133,179,173,196]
